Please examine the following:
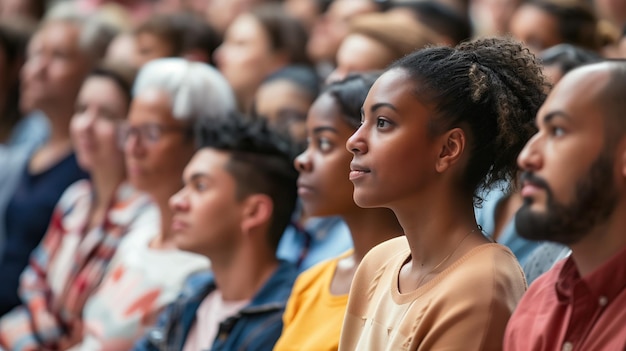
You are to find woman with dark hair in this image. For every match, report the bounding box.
[214,3,311,113]
[0,61,157,351]
[339,37,548,350]
[273,73,403,351]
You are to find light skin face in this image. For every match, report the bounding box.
[509,4,562,54]
[20,21,91,114]
[134,32,174,67]
[205,0,259,35]
[516,67,617,243]
[106,33,139,69]
[214,14,284,102]
[170,148,246,257]
[70,76,129,173]
[294,93,358,217]
[124,89,195,199]
[326,33,395,83]
[307,0,378,63]
[346,68,440,208]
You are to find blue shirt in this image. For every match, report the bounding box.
[277,216,353,272]
[0,152,88,316]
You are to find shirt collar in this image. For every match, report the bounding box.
[555,245,626,304]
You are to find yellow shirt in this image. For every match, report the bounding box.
[339,237,526,351]
[273,250,353,351]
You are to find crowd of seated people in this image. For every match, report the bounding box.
[0,0,625,350]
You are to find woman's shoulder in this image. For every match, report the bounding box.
[56,179,93,209]
[442,243,526,296]
[356,237,409,278]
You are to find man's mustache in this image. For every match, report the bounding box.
[519,171,551,192]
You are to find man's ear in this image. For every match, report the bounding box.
[435,127,466,173]
[241,194,273,236]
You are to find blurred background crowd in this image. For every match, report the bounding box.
[0,0,625,349]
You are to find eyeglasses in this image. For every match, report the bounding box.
[118,122,191,147]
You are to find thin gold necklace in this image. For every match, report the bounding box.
[415,228,477,288]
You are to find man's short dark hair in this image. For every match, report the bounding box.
[195,114,298,250]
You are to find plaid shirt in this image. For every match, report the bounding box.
[0,180,156,351]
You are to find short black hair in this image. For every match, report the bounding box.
[391,37,548,203]
[195,114,298,250]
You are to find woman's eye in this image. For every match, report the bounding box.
[193,181,208,192]
[318,138,332,152]
[376,118,391,129]
[551,126,565,137]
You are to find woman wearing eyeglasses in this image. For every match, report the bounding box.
[69,58,238,351]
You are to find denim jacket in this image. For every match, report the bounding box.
[133,260,298,351]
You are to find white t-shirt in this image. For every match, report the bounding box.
[183,290,249,351]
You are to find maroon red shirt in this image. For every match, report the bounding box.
[504,245,626,351]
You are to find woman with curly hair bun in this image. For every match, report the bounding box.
[338,37,548,350]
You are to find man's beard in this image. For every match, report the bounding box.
[515,151,618,245]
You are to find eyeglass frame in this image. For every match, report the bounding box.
[117,122,193,148]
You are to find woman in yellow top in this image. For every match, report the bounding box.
[339,37,547,350]
[273,74,403,351]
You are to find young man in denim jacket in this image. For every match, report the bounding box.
[133,115,299,351]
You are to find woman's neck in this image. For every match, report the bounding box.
[392,185,484,268]
[90,168,125,208]
[342,207,403,263]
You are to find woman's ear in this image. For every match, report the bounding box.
[435,127,466,173]
[241,194,273,236]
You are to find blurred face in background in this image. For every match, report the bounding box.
[106,33,139,69]
[123,89,195,201]
[70,75,129,173]
[134,31,174,68]
[20,21,91,115]
[470,0,521,36]
[254,79,313,145]
[327,33,394,83]
[214,13,286,109]
[509,3,561,54]
[205,0,261,35]
[307,0,379,64]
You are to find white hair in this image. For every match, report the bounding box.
[133,58,236,121]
